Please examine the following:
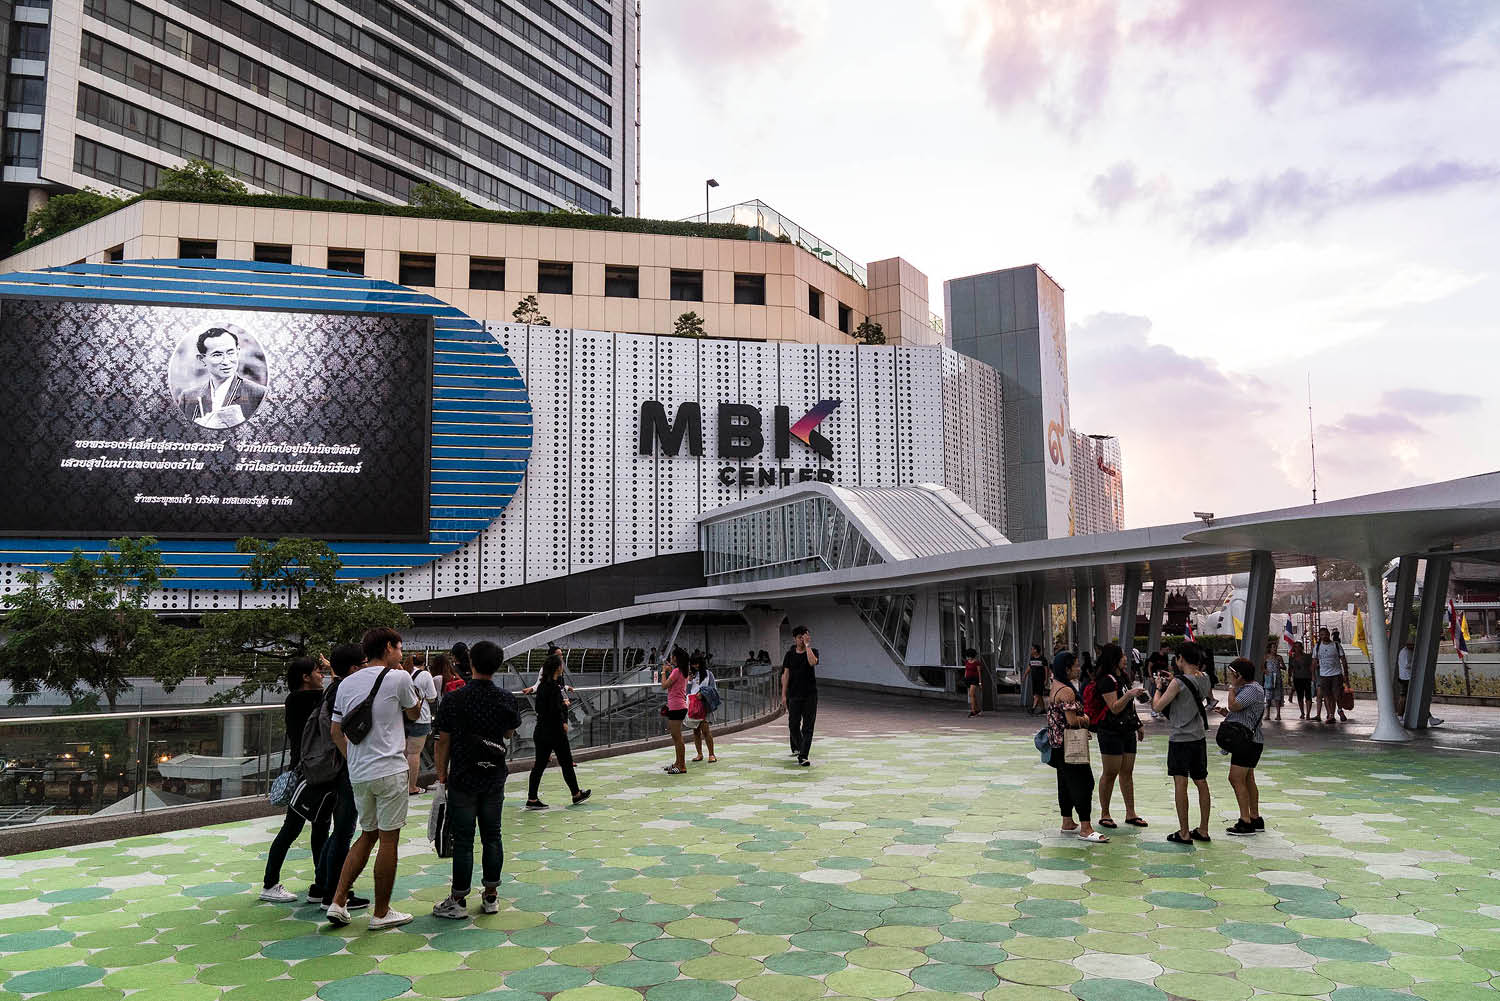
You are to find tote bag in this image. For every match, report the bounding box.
[1062,728,1091,766]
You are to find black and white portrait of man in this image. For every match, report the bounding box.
[171,325,268,429]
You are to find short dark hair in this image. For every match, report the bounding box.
[361,626,402,661]
[329,643,363,678]
[792,625,809,638]
[196,326,238,355]
[285,656,316,691]
[471,640,503,676]
[411,651,425,666]
[1228,657,1257,682]
[1175,642,1206,668]
[962,647,978,659]
[543,652,565,679]
[1097,643,1124,674]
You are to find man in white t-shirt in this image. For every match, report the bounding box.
[327,627,419,930]
[1313,627,1347,724]
[1396,639,1414,715]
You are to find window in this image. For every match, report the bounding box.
[2,130,41,168]
[399,252,436,286]
[6,77,46,114]
[670,269,703,302]
[469,256,505,290]
[734,273,765,306]
[808,287,823,320]
[254,243,292,264]
[178,239,217,259]
[604,264,638,298]
[838,302,852,334]
[11,24,48,60]
[105,244,124,262]
[537,260,572,294]
[326,248,364,274]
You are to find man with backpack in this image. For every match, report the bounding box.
[326,627,420,929]
[431,640,521,920]
[308,643,368,913]
[1152,642,1214,846]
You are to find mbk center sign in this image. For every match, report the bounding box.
[639,399,841,486]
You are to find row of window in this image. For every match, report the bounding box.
[80,34,592,213]
[397,0,611,96]
[3,130,41,169]
[561,0,609,33]
[509,0,610,63]
[86,0,611,188]
[7,76,46,115]
[162,241,856,330]
[10,22,48,60]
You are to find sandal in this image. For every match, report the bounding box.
[1077,831,1110,843]
[691,756,705,762]
[1059,825,1079,836]
[1125,817,1149,827]
[707,755,717,762]
[1166,831,1194,846]
[1098,818,1118,829]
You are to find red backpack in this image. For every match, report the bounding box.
[1082,676,1110,727]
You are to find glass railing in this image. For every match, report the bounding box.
[0,673,779,825]
[682,199,868,286]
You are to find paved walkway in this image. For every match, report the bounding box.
[2,696,1498,1001]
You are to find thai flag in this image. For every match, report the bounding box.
[1185,618,1197,642]
[1448,598,1469,661]
[1282,617,1295,650]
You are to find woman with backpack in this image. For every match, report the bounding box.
[1091,644,1148,830]
[1216,657,1266,837]
[1047,652,1108,844]
[260,656,331,903]
[687,652,718,763]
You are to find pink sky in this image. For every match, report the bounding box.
[639,0,1500,527]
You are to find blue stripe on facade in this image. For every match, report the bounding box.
[0,261,530,588]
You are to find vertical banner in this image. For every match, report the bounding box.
[1036,271,1073,537]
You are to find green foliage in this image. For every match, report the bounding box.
[853,318,886,345]
[673,311,707,338]
[408,182,471,211]
[156,159,249,196]
[22,188,129,243]
[512,294,549,326]
[1316,558,1366,582]
[192,538,410,701]
[0,538,183,709]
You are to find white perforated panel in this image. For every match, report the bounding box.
[613,334,658,563]
[816,345,859,487]
[656,337,701,554]
[957,355,980,508]
[697,339,739,515]
[0,563,24,596]
[971,363,1006,529]
[570,330,615,571]
[940,350,964,496]
[856,345,899,487]
[481,323,530,589]
[776,343,819,485]
[736,342,780,500]
[900,346,945,484]
[525,327,572,581]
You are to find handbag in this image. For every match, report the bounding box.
[267,732,295,806]
[1033,727,1053,764]
[289,775,334,823]
[1215,720,1254,754]
[428,783,453,859]
[687,692,706,719]
[1062,728,1091,765]
[1339,685,1355,711]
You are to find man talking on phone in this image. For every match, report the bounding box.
[781,626,819,767]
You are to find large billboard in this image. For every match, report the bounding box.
[1036,271,1073,537]
[0,298,432,540]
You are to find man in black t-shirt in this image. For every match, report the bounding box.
[781,625,819,767]
[432,640,521,920]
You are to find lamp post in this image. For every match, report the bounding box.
[705,178,718,223]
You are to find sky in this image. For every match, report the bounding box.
[639,0,1500,527]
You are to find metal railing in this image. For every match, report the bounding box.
[0,674,778,824]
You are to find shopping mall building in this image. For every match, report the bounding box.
[0,196,1125,693]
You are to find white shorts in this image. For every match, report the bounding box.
[351,771,408,832]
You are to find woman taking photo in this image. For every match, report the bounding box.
[525,654,590,809]
[1093,644,1148,830]
[1047,652,1108,844]
[260,656,330,903]
[660,649,690,774]
[687,653,718,763]
[1217,657,1267,836]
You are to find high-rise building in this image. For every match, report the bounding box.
[0,0,637,230]
[1070,432,1125,535]
[943,264,1073,542]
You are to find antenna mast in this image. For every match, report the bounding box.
[1308,374,1321,634]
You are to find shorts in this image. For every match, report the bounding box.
[1166,739,1208,781]
[1096,729,1138,756]
[1398,678,1410,699]
[404,719,432,738]
[686,717,704,728]
[351,771,408,832]
[1318,675,1343,701]
[965,675,981,688]
[665,708,688,721]
[1230,742,1264,769]
[1293,677,1312,699]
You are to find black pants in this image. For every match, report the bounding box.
[529,730,580,800]
[1052,761,1094,822]
[264,804,329,890]
[787,697,817,760]
[316,773,356,901]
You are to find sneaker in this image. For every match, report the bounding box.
[1226,819,1257,837]
[481,893,500,915]
[259,884,298,903]
[799,758,811,767]
[432,897,469,920]
[305,886,323,903]
[345,894,370,911]
[1190,828,1212,843]
[1251,817,1265,831]
[369,909,414,930]
[571,789,592,805]
[325,903,351,927]
[525,800,548,810]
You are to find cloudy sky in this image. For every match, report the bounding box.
[640,0,1500,527]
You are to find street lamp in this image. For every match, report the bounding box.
[705,178,718,222]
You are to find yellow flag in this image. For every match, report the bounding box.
[1232,616,1244,640]
[1353,607,1370,657]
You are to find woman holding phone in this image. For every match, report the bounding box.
[1094,644,1149,829]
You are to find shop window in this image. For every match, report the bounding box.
[469,256,505,290]
[326,248,364,274]
[734,273,765,305]
[399,252,436,286]
[604,264,638,298]
[808,287,823,320]
[670,268,703,302]
[254,243,292,264]
[178,239,217,259]
[538,260,572,294]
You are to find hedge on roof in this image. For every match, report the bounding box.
[9,189,754,255]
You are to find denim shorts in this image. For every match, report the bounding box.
[404,720,432,738]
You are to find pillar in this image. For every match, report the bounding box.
[1386,557,1417,667]
[1074,571,1094,656]
[1117,566,1142,656]
[1093,580,1110,645]
[221,713,245,798]
[1405,558,1449,729]
[26,187,48,217]
[1240,550,1275,662]
[1363,562,1409,742]
[1146,578,1166,655]
[741,607,784,663]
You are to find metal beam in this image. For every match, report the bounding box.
[1074,570,1094,655]
[1405,557,1449,729]
[1240,550,1275,661]
[1386,557,1417,665]
[1146,577,1166,654]
[1364,562,1410,742]
[1117,565,1142,656]
[1093,580,1111,646]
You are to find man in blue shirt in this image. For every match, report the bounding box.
[432,640,520,919]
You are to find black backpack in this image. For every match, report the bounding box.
[339,668,392,745]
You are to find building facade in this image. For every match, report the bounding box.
[1,0,637,229]
[1070,432,1125,535]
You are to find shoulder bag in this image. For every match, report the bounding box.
[340,667,393,745]
[1062,727,1091,765]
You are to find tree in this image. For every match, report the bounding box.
[673,311,707,338]
[408,182,471,212]
[853,318,886,345]
[192,538,410,700]
[154,159,249,196]
[1316,558,1365,582]
[512,294,549,326]
[0,538,184,709]
[22,188,129,242]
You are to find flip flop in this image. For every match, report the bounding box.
[1077,832,1110,843]
[707,756,718,762]
[1059,826,1079,836]
[1098,818,1118,829]
[1125,817,1149,827]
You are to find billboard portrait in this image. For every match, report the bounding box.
[0,298,433,540]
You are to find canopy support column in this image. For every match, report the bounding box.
[1386,557,1418,695]
[1074,571,1094,656]
[1406,558,1450,729]
[1146,578,1166,655]
[1117,566,1142,656]
[1364,562,1410,742]
[1093,580,1111,646]
[1240,550,1275,661]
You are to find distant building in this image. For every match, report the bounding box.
[1070,432,1124,535]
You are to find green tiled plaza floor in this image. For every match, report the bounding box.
[3,728,1499,1001]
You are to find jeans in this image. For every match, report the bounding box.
[263,804,329,890]
[448,784,504,896]
[528,730,579,800]
[787,697,817,760]
[315,773,357,899]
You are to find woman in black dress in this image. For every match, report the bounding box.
[525,654,590,810]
